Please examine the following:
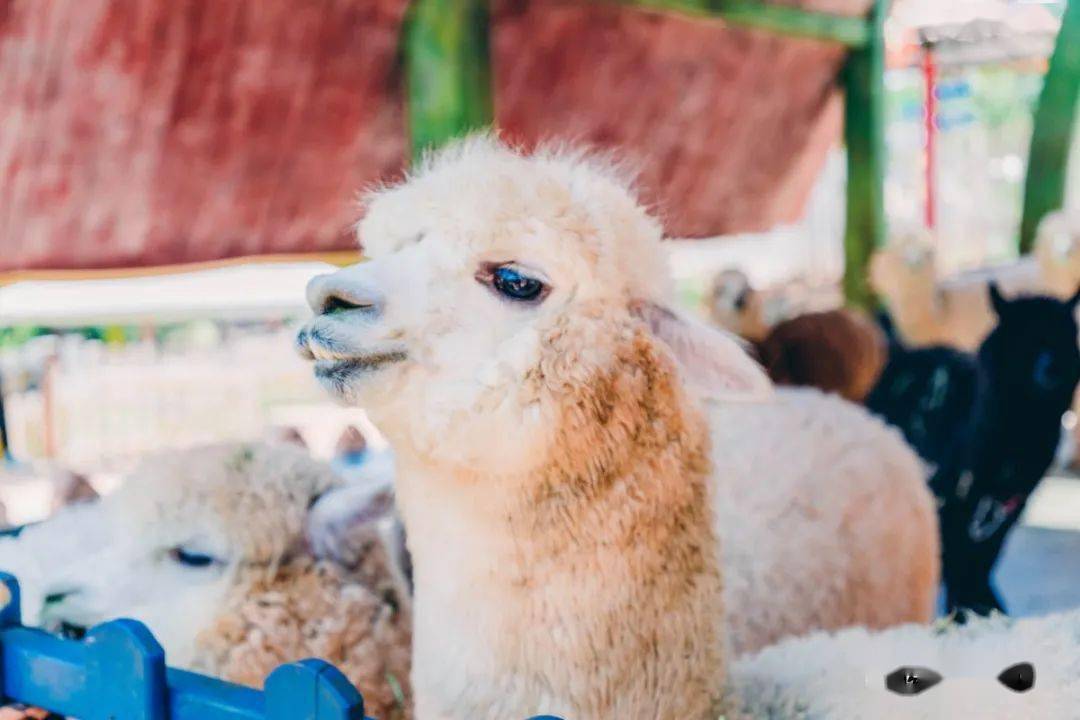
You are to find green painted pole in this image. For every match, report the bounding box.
[404,0,494,162]
[1020,0,1080,254]
[624,0,870,47]
[841,0,887,311]
[0,371,9,461]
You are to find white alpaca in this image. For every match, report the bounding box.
[706,267,803,342]
[0,442,413,720]
[730,609,1080,719]
[297,136,938,719]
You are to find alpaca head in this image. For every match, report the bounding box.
[1035,210,1080,298]
[0,443,403,674]
[705,269,773,342]
[707,269,756,331]
[980,282,1080,411]
[869,229,937,304]
[297,136,770,477]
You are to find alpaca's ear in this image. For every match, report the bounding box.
[633,301,773,399]
[306,482,395,564]
[988,281,1008,316]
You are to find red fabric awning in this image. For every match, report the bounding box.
[0,0,868,272]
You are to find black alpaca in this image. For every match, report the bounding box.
[866,283,1080,615]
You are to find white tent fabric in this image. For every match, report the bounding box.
[889,0,1061,66]
[0,262,333,327]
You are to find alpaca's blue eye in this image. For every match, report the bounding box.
[1033,350,1062,389]
[169,547,218,568]
[491,266,546,302]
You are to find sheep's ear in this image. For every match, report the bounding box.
[632,300,773,399]
[988,281,1008,316]
[306,482,395,564]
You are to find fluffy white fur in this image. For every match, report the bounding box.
[0,443,413,719]
[711,387,937,655]
[730,609,1080,719]
[297,136,938,719]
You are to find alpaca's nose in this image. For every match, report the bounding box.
[307,271,384,319]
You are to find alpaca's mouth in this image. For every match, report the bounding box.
[313,353,407,380]
[41,614,89,641]
[58,620,87,640]
[296,323,407,367]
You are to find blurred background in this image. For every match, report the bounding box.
[1,0,1079,616]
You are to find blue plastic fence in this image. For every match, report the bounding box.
[0,573,371,720]
[0,573,565,720]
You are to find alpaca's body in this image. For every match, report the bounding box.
[713,389,938,654]
[867,287,1080,614]
[867,344,1059,614]
[298,137,940,719]
[754,309,887,403]
[391,384,938,718]
[390,375,937,720]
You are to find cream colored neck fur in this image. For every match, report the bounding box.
[393,327,726,720]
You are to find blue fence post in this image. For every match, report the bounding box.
[264,659,368,720]
[84,619,168,720]
[0,573,20,628]
[0,573,19,706]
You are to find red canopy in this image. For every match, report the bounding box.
[0,0,869,272]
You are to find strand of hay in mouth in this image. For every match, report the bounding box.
[351,351,409,370]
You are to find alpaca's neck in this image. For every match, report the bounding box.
[973,374,1070,460]
[393,396,726,719]
[394,437,719,600]
[891,285,946,342]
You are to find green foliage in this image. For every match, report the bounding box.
[0,326,47,348]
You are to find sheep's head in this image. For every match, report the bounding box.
[297,136,770,476]
[0,443,407,691]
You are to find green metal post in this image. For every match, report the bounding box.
[841,0,887,311]
[404,0,494,162]
[1020,0,1080,254]
[625,0,870,47]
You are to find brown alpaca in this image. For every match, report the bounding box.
[756,309,887,402]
